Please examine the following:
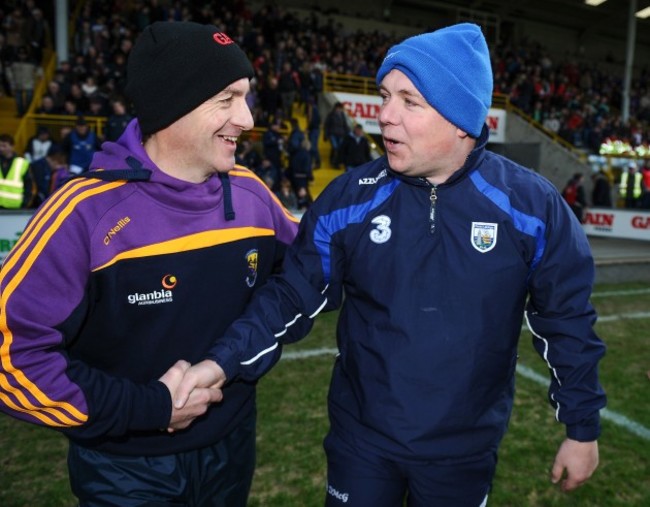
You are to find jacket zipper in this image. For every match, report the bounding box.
[429,185,437,234]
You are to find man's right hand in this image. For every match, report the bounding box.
[173,359,227,410]
[159,360,223,432]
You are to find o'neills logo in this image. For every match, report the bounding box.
[104,216,131,245]
[127,275,177,306]
[213,33,234,45]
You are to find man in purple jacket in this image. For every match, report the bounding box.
[0,21,304,506]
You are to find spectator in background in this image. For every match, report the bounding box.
[23,126,54,162]
[277,60,299,119]
[104,96,133,141]
[45,79,66,111]
[254,157,282,191]
[35,94,58,114]
[298,61,314,112]
[236,139,262,170]
[0,133,34,209]
[324,101,349,169]
[287,117,306,162]
[562,172,587,222]
[619,161,643,209]
[87,95,110,118]
[6,45,43,117]
[61,116,101,174]
[295,185,312,211]
[287,136,312,199]
[80,75,99,99]
[542,109,561,134]
[308,62,324,106]
[62,96,81,116]
[591,170,612,208]
[275,176,298,211]
[3,6,29,59]
[306,96,322,169]
[53,61,73,95]
[27,7,52,63]
[257,75,281,126]
[262,119,285,187]
[67,82,90,115]
[105,51,128,92]
[29,144,70,208]
[641,163,650,210]
[339,123,372,172]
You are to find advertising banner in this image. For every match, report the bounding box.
[333,92,506,142]
[583,209,650,241]
[0,212,31,261]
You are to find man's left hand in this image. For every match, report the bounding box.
[551,438,599,491]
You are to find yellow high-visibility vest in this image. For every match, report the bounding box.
[619,171,642,199]
[0,156,30,208]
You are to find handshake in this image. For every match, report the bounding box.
[158,359,226,432]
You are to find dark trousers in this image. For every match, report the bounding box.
[308,128,321,167]
[329,135,343,167]
[68,409,256,507]
[324,430,495,507]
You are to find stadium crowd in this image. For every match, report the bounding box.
[1,0,649,209]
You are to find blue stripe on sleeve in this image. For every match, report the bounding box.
[470,171,547,271]
[314,179,400,283]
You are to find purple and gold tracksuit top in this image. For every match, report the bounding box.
[0,119,302,456]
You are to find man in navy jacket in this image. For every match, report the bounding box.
[176,23,606,506]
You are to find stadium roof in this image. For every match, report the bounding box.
[391,0,650,49]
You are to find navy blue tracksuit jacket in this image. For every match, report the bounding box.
[209,125,606,462]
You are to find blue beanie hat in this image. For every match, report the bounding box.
[376,23,492,138]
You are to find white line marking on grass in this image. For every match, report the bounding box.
[516,365,650,441]
[591,288,650,298]
[518,311,650,332]
[282,347,338,360]
[282,317,650,441]
[596,311,650,323]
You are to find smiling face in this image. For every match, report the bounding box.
[146,77,254,183]
[378,69,473,185]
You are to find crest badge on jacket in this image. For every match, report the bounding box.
[471,222,498,253]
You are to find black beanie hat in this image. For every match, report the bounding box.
[125,21,254,135]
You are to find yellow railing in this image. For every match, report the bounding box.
[25,114,106,142]
[323,72,379,95]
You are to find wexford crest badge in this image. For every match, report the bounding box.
[471,222,498,253]
[245,249,258,287]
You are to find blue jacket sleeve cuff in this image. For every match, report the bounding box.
[566,414,601,442]
[207,344,239,383]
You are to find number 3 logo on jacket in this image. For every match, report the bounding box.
[369,215,392,244]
